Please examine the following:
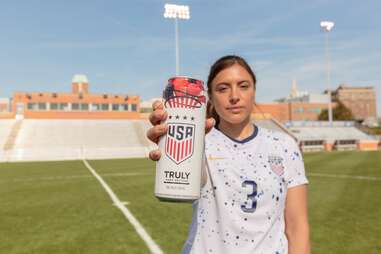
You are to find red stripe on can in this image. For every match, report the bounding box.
[185,138,189,157]
[181,140,184,161]
[170,138,173,158]
[176,142,180,162]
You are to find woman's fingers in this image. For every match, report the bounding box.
[149,149,161,161]
[152,100,164,111]
[205,118,215,134]
[149,101,167,125]
[149,109,167,125]
[146,124,168,144]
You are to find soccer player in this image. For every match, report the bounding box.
[147,55,310,254]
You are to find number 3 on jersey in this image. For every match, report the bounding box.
[241,180,258,213]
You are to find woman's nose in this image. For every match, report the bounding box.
[229,87,240,104]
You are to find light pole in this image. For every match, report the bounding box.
[320,21,335,126]
[163,4,190,76]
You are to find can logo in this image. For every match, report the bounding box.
[165,123,195,164]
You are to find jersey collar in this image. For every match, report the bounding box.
[215,124,259,144]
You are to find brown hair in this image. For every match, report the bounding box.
[206,55,257,125]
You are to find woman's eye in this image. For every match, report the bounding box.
[240,82,250,89]
[216,86,228,92]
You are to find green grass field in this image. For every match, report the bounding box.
[1,151,380,254]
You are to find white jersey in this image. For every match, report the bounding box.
[182,126,308,254]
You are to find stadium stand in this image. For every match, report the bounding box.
[287,121,379,152]
[253,118,297,142]
[0,119,16,148]
[1,119,156,162]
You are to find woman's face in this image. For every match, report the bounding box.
[210,63,255,125]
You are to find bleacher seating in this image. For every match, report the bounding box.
[288,121,378,152]
[1,119,156,162]
[254,119,285,133]
[0,119,15,148]
[289,126,373,141]
[0,120,15,161]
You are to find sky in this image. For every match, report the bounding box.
[1,0,380,116]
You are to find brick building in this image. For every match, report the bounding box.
[253,102,331,123]
[3,75,141,119]
[332,85,377,121]
[255,82,378,123]
[0,98,10,112]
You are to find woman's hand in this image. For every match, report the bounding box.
[146,100,215,161]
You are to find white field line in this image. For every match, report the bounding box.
[1,172,151,183]
[82,159,163,254]
[308,172,381,181]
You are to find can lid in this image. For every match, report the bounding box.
[168,76,204,88]
[164,76,207,108]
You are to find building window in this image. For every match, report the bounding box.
[307,108,321,113]
[337,140,356,145]
[27,103,37,110]
[50,103,58,110]
[91,104,101,111]
[38,103,47,110]
[101,104,109,111]
[131,104,137,112]
[59,103,68,111]
[112,104,119,111]
[72,103,80,110]
[122,104,129,111]
[294,107,304,113]
[80,103,89,111]
[303,140,323,146]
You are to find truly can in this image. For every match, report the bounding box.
[155,76,207,202]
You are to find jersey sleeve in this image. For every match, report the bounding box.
[284,136,309,189]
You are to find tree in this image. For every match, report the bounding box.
[318,100,355,121]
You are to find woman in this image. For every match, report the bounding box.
[147,55,310,254]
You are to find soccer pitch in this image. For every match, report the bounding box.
[1,151,380,254]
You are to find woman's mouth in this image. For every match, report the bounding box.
[226,106,244,113]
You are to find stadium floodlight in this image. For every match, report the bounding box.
[320,21,335,31]
[163,4,190,75]
[320,20,335,126]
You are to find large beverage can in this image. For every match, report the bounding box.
[155,76,207,202]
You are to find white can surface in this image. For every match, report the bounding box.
[155,77,206,202]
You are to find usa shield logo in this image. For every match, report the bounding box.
[268,155,285,176]
[165,123,195,164]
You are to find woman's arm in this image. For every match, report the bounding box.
[285,184,310,254]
